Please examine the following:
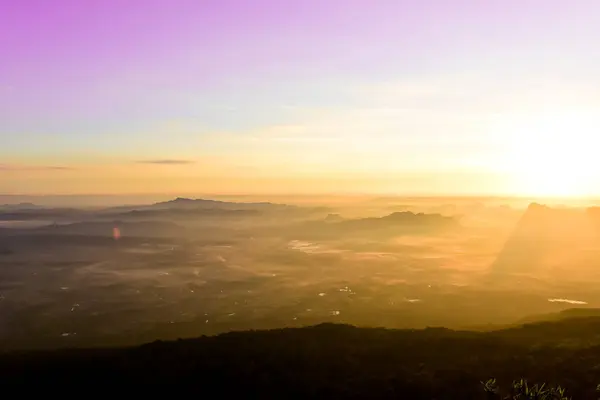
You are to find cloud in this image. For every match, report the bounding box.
[548,298,588,305]
[0,164,75,171]
[42,166,74,170]
[135,159,195,165]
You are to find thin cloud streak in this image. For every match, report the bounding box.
[0,164,75,171]
[135,159,195,165]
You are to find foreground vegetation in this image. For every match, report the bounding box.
[482,379,600,399]
[3,318,600,398]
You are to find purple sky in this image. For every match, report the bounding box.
[1,0,600,195]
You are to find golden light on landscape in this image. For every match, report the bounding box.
[6,1,600,394]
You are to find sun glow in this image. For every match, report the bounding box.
[494,112,600,197]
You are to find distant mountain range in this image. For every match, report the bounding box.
[151,197,297,210]
[106,197,331,221]
[116,207,263,219]
[335,211,456,230]
[0,202,44,211]
[291,211,459,239]
[0,197,329,222]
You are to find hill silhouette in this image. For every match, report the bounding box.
[116,207,262,219]
[3,318,600,397]
[337,211,456,230]
[152,197,297,211]
[0,197,328,224]
[101,197,329,220]
[492,203,600,278]
[34,220,185,237]
[0,207,89,221]
[0,202,43,211]
[324,213,344,223]
[296,211,458,240]
[516,308,600,326]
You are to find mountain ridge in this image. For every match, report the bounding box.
[2,318,600,397]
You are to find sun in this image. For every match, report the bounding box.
[494,111,600,197]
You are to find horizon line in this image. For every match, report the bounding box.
[2,192,600,200]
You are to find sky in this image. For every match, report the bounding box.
[2,0,600,196]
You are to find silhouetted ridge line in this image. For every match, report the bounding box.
[2,319,600,397]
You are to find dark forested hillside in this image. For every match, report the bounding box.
[2,319,600,398]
